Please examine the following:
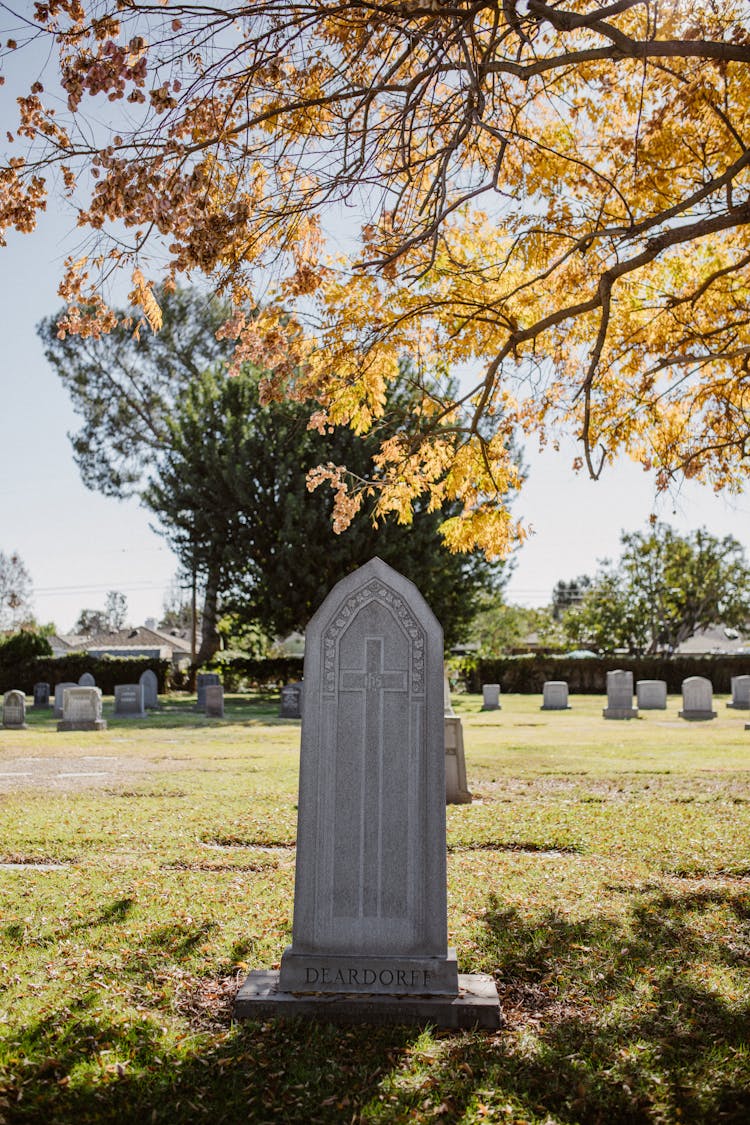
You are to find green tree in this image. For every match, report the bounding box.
[144,364,508,650]
[563,525,750,655]
[468,601,563,658]
[551,577,592,622]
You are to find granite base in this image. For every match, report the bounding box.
[679,710,717,721]
[602,708,639,719]
[234,970,502,1029]
[57,720,108,731]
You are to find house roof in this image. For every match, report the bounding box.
[59,625,195,655]
[675,625,750,655]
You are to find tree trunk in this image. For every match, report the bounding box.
[196,565,221,664]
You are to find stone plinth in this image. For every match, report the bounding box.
[636,679,667,710]
[603,669,638,719]
[235,969,502,1029]
[236,557,500,1028]
[679,676,716,721]
[541,681,570,710]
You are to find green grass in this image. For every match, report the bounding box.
[0,693,748,1123]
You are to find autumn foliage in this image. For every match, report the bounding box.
[2,1,750,554]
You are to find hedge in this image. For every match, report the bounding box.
[453,653,750,694]
[204,654,304,692]
[0,653,171,696]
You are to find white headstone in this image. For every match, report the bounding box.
[78,672,96,687]
[204,683,224,718]
[679,676,716,721]
[58,686,106,731]
[481,683,501,710]
[603,669,638,719]
[139,668,159,709]
[541,681,569,710]
[114,683,146,718]
[53,682,78,719]
[727,674,750,709]
[2,690,27,729]
[235,558,500,1027]
[636,679,667,709]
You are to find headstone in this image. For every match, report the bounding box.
[53,682,78,719]
[58,686,106,731]
[443,673,456,717]
[78,672,96,687]
[114,683,146,718]
[444,716,472,804]
[636,679,667,710]
[481,683,501,711]
[32,682,50,709]
[679,676,716,721]
[279,681,303,719]
[727,674,750,709]
[2,690,27,729]
[139,668,159,709]
[196,672,220,711]
[602,669,638,719]
[541,681,570,710]
[204,683,224,718]
[235,557,500,1027]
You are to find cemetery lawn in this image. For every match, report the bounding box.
[1,693,748,1124]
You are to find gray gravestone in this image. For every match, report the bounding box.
[679,676,716,721]
[53,682,77,719]
[204,683,224,718]
[727,674,750,709]
[279,682,303,718]
[58,686,106,731]
[603,669,638,719]
[32,682,50,709]
[481,683,501,710]
[636,679,667,710]
[235,557,500,1027]
[541,681,570,710]
[196,672,220,711]
[114,683,146,718]
[78,672,96,687]
[139,668,159,709]
[2,690,27,729]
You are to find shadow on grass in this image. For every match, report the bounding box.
[2,885,749,1124]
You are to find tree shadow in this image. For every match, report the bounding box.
[2,885,749,1123]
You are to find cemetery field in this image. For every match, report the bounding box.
[0,693,748,1124]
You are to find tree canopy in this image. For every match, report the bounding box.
[5,2,750,554]
[563,523,750,655]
